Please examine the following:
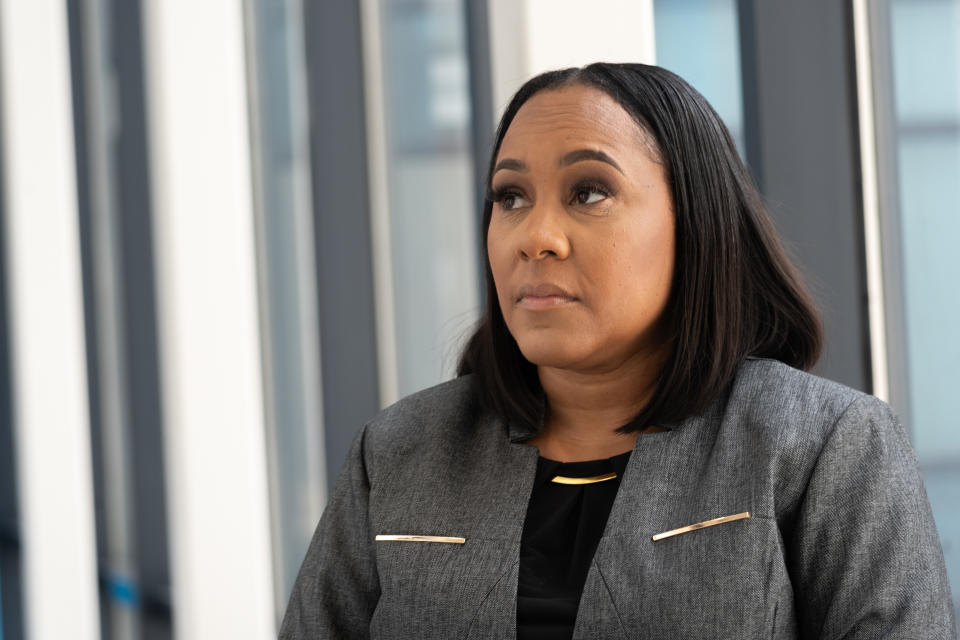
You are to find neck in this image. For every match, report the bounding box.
[530,351,665,462]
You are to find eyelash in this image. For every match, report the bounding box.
[487,180,614,211]
[571,180,612,205]
[486,185,515,206]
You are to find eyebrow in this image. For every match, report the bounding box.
[559,149,624,175]
[492,148,625,176]
[492,158,527,174]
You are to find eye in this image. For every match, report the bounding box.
[571,183,610,206]
[501,192,530,210]
[489,187,531,211]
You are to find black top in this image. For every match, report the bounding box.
[517,451,632,640]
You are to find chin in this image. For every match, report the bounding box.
[514,334,591,370]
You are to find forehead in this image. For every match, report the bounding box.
[498,85,653,158]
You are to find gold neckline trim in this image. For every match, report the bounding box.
[551,471,617,485]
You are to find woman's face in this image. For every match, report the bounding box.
[487,84,675,374]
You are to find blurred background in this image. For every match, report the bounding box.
[0,0,957,638]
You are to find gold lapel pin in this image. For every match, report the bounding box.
[651,511,751,541]
[375,534,466,544]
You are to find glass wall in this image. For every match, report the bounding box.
[244,0,327,621]
[887,0,960,614]
[378,0,480,398]
[654,0,745,153]
[68,0,172,636]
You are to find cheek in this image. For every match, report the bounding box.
[599,222,675,317]
[486,224,513,305]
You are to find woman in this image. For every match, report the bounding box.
[279,63,955,638]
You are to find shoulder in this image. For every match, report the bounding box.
[735,365,953,634]
[721,358,909,515]
[727,357,892,441]
[370,375,477,426]
[359,375,487,466]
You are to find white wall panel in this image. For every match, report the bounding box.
[0,1,101,638]
[487,0,656,120]
[141,1,275,637]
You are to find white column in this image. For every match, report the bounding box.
[852,0,890,403]
[141,1,275,638]
[487,0,656,122]
[0,2,101,639]
[358,0,400,407]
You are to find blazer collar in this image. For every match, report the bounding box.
[504,390,724,443]
[506,392,547,443]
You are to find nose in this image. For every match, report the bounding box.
[517,201,571,261]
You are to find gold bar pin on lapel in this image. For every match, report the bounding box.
[651,511,751,542]
[375,534,466,544]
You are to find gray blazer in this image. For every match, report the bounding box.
[279,358,956,638]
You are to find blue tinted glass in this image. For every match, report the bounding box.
[379,0,480,397]
[247,0,326,615]
[654,0,745,154]
[889,0,960,614]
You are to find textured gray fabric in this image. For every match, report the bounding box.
[278,358,957,638]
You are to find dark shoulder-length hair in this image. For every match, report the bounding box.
[457,62,822,433]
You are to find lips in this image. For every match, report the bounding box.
[516,284,577,310]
